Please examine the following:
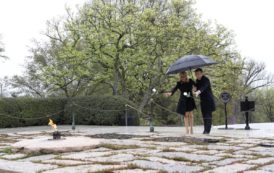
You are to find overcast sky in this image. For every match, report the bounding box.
[0,0,273,78]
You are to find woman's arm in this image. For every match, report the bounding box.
[164,82,179,97]
[171,82,179,96]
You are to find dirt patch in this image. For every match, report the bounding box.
[143,136,224,144]
[0,169,19,173]
[98,143,140,150]
[0,137,18,143]
[259,143,274,148]
[87,133,149,139]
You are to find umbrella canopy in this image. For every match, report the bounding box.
[166,55,217,75]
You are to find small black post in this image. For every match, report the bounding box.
[220,91,231,130]
[224,103,228,129]
[125,105,128,126]
[149,99,154,132]
[245,111,250,130]
[244,97,250,130]
[72,112,76,130]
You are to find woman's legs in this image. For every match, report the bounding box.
[189,111,194,134]
[184,112,190,134]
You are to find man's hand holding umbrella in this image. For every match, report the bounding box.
[194,90,201,97]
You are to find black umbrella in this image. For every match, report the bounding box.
[166,55,217,75]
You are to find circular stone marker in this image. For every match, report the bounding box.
[12,137,103,154]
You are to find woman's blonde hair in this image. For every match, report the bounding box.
[179,71,189,82]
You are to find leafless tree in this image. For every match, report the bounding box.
[258,88,274,122]
[231,59,273,123]
[241,59,273,95]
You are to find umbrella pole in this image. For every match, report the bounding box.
[189,68,194,79]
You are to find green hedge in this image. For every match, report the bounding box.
[64,96,139,126]
[0,96,139,128]
[0,97,66,128]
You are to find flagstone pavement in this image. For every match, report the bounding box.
[0,123,274,173]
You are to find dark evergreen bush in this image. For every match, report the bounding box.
[64,96,139,126]
[0,96,139,128]
[0,97,66,128]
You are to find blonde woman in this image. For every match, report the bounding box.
[165,71,196,134]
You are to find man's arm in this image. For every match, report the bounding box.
[199,77,210,93]
[195,77,210,97]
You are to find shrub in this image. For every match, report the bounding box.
[64,96,139,126]
[0,96,139,128]
[0,97,66,128]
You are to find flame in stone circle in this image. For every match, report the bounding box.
[48,119,57,130]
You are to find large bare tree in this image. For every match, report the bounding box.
[242,59,273,95]
[231,59,273,124]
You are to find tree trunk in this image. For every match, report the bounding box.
[231,99,240,124]
[138,75,159,112]
[113,70,119,95]
[120,68,128,98]
[138,87,152,113]
[113,59,120,96]
[121,78,127,98]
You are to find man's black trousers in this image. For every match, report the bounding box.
[202,111,212,133]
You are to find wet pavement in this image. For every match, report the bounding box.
[0,123,273,173]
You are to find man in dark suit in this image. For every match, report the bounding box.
[194,68,216,134]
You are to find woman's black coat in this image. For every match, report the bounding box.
[171,79,196,115]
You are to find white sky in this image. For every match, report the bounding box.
[0,0,86,78]
[195,0,274,74]
[0,0,274,78]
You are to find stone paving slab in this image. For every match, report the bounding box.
[131,159,204,173]
[260,163,274,172]
[145,157,178,164]
[246,157,274,165]
[114,169,158,173]
[0,143,13,146]
[115,148,161,156]
[213,158,246,166]
[155,152,222,162]
[253,148,274,157]
[1,153,27,160]
[0,159,57,173]
[88,153,136,162]
[194,149,220,155]
[43,164,126,173]
[160,146,197,153]
[233,150,256,155]
[61,151,113,160]
[19,154,56,162]
[206,145,243,151]
[204,163,254,173]
[245,171,271,173]
[42,159,90,166]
